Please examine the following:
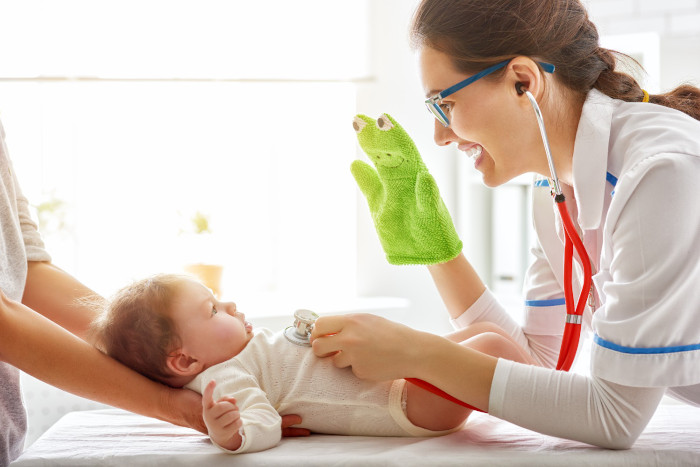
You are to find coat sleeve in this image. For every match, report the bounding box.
[490,359,665,449]
[449,180,570,368]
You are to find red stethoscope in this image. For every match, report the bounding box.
[408,83,593,411]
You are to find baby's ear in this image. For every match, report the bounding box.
[166,350,203,376]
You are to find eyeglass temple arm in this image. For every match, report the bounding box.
[438,61,555,100]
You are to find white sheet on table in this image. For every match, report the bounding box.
[11,404,700,466]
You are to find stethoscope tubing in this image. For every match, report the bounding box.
[554,199,593,371]
[383,86,593,411]
[520,88,593,371]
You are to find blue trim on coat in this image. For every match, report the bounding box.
[525,298,566,307]
[594,334,700,354]
[533,173,618,188]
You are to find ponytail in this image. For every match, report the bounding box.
[594,48,700,120]
[649,85,700,121]
[411,0,700,121]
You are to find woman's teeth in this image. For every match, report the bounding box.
[464,145,483,160]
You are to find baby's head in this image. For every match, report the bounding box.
[93,273,253,387]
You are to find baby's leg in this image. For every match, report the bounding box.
[445,322,537,365]
[405,380,473,431]
[405,327,536,431]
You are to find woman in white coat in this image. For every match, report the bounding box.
[311,0,700,448]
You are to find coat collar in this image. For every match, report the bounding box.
[571,89,614,230]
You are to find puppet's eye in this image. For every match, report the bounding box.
[352,116,367,133]
[376,114,394,131]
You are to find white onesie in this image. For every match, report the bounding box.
[186,328,456,453]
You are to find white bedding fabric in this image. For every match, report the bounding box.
[11,404,700,466]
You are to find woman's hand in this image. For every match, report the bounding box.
[280,415,310,437]
[160,385,207,434]
[310,313,427,381]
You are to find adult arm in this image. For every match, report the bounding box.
[490,360,664,449]
[0,290,206,433]
[311,314,497,411]
[427,254,528,346]
[429,250,566,369]
[22,261,101,341]
[311,314,664,448]
[427,252,485,320]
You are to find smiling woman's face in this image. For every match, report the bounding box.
[419,46,541,187]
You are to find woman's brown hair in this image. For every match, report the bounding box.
[410,0,700,120]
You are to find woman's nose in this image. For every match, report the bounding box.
[433,119,457,146]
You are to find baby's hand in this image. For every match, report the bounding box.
[203,380,243,451]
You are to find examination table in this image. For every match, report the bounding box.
[11,403,700,466]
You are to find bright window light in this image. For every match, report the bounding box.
[0,1,368,313]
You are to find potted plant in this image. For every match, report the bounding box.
[34,193,68,235]
[180,210,224,298]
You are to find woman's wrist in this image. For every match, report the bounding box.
[411,333,497,412]
[408,331,449,379]
[427,252,486,320]
[157,385,207,433]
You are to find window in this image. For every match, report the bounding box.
[0,0,369,312]
[601,32,661,93]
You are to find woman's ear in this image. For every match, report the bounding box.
[508,56,545,100]
[166,349,203,376]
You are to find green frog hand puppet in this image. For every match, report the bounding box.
[351,113,462,265]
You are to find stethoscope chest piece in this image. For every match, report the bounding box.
[284,309,319,347]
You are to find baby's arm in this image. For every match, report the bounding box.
[202,380,243,451]
[197,370,283,454]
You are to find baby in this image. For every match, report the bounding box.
[92,274,533,453]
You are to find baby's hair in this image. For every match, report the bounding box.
[91,274,188,385]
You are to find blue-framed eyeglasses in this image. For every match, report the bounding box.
[425,59,555,127]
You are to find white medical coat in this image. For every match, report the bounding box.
[454,89,700,405]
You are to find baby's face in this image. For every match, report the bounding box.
[171,278,254,368]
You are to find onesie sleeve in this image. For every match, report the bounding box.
[190,364,282,454]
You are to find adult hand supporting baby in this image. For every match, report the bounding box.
[163,385,207,434]
[281,415,310,437]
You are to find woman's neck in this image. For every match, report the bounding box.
[546,90,585,186]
